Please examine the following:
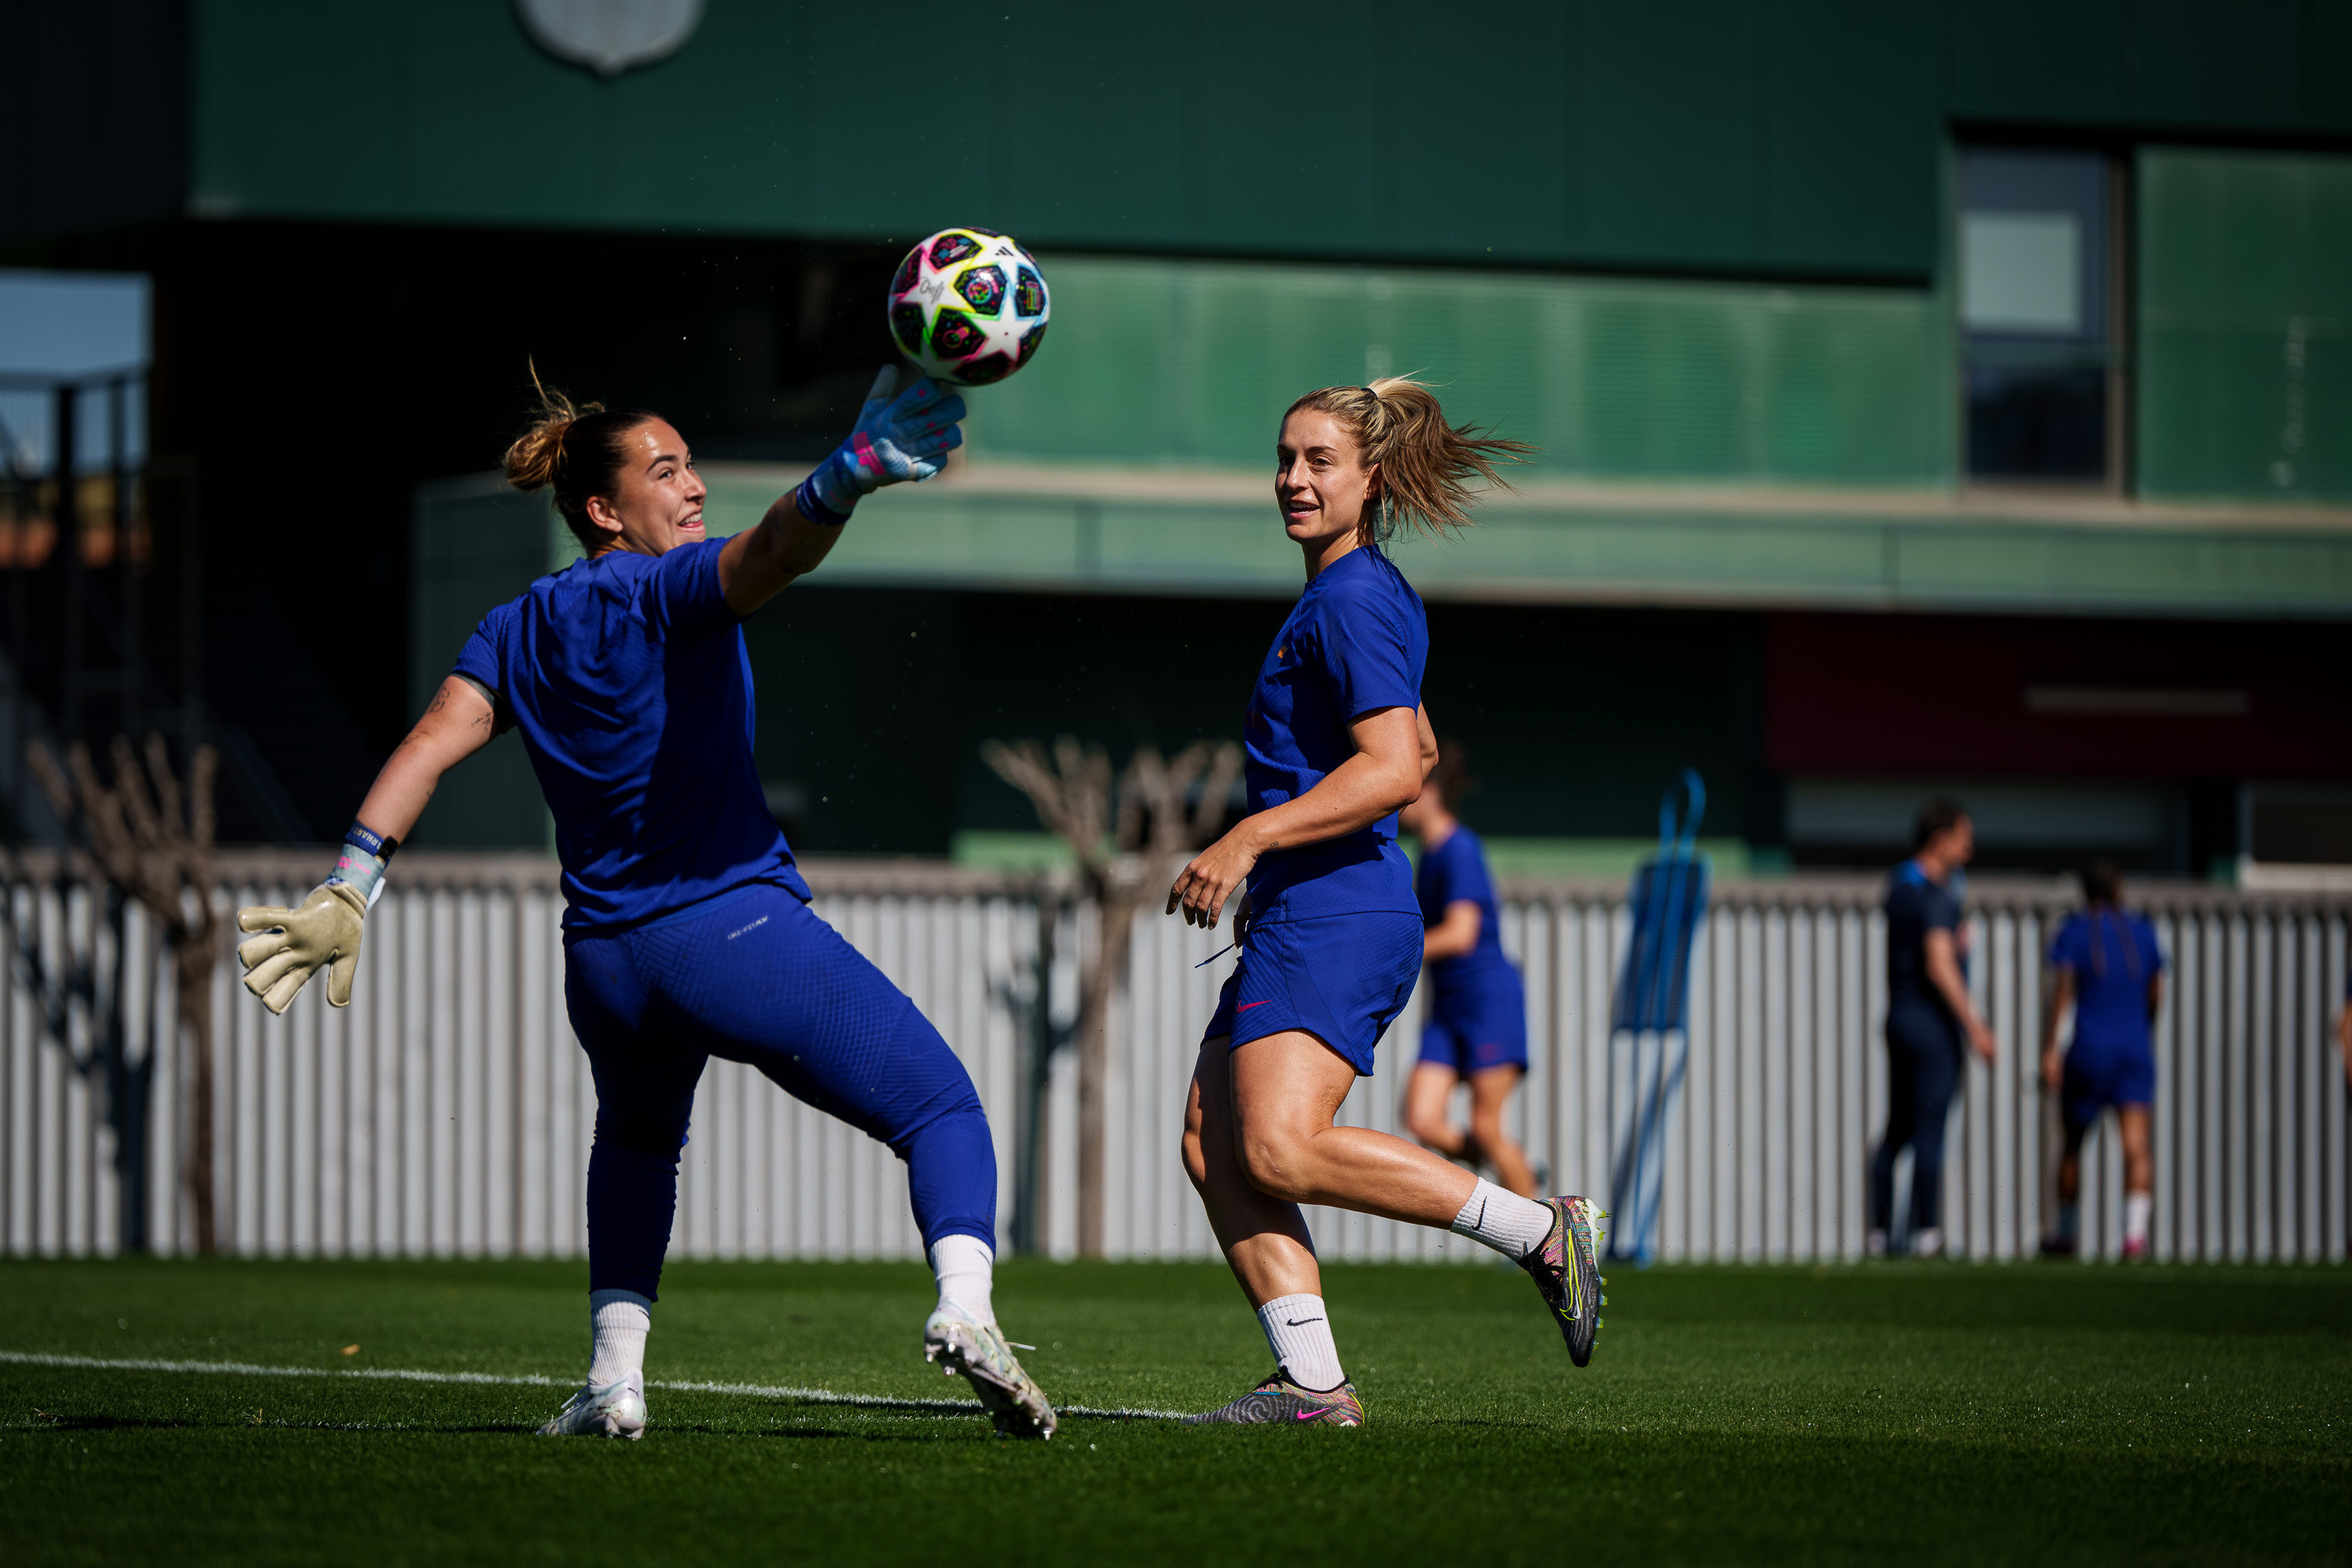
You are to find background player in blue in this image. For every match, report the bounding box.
[1396,742,1537,1199]
[1164,378,1603,1428]
[1869,798,1998,1260]
[2038,860,2166,1260]
[231,368,1056,1441]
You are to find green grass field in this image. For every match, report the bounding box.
[2,1255,2346,1566]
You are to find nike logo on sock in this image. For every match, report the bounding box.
[1284,1316,1323,1327]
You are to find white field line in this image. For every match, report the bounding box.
[0,1349,1181,1421]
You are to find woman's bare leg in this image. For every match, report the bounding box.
[1185,1029,1479,1305]
[1465,1065,1536,1197]
[1182,1035,1324,1307]
[2118,1104,2153,1193]
[1402,1062,1468,1157]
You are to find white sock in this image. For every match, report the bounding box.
[2125,1192,2152,1248]
[1449,1178,1554,1260]
[1913,1227,1944,1258]
[930,1234,996,1325]
[1258,1294,1344,1392]
[587,1288,651,1386]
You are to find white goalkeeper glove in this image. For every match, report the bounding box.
[237,883,368,1014]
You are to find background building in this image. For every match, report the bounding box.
[7,0,2350,879]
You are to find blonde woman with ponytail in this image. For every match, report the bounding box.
[1167,379,1605,1426]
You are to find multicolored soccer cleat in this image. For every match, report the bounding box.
[536,1374,647,1439]
[924,1305,1058,1439]
[1184,1371,1365,1427]
[1520,1195,1606,1367]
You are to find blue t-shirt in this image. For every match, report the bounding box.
[1885,860,1962,1020]
[1417,825,1517,1012]
[2049,908,2165,1054]
[1243,546,1427,924]
[453,539,811,936]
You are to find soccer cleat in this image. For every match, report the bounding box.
[1183,1371,1364,1426]
[924,1305,1058,1440]
[537,1374,646,1439]
[1519,1195,1605,1367]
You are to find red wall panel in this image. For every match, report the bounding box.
[1766,613,2352,778]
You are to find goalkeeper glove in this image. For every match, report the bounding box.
[797,366,966,523]
[234,822,390,1014]
[237,883,367,1014]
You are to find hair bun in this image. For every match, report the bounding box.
[504,362,604,493]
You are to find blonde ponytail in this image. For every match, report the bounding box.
[1286,377,1532,544]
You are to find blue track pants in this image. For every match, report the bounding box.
[1871,1005,1963,1234]
[564,883,996,1300]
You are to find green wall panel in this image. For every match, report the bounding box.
[188,0,1936,278]
[160,2,2352,281]
[971,256,1954,484]
[1944,0,2128,124]
[2137,150,2352,503]
[2129,0,2310,132]
[1944,0,2350,130]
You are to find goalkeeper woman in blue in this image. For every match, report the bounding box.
[1168,379,1602,1428]
[232,368,1056,1442]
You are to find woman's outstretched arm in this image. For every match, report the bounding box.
[234,676,503,1015]
[354,676,503,843]
[1167,704,1424,929]
[719,368,965,616]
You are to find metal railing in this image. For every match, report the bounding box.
[3,853,2346,1264]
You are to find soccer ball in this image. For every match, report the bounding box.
[886,227,1050,387]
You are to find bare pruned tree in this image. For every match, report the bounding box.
[983,735,1243,1257]
[28,735,221,1251]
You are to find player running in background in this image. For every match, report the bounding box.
[2039,860,2166,1261]
[1396,743,1537,1199]
[1869,799,1997,1259]
[232,369,1056,1441]
[1166,379,1602,1428]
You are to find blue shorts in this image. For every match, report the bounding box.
[2062,1039,2155,1128]
[1417,979,1529,1076]
[1204,912,1422,1076]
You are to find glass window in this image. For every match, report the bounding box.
[1960,151,2116,483]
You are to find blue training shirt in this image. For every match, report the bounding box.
[452,539,811,936]
[1416,824,1517,1014]
[1884,860,1962,1021]
[2049,908,2165,1053]
[1242,546,1426,924]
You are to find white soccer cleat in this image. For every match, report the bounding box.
[537,1374,646,1439]
[924,1305,1058,1440]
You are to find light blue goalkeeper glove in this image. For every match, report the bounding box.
[797,367,966,523]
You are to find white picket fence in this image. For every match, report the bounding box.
[2,851,2346,1265]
